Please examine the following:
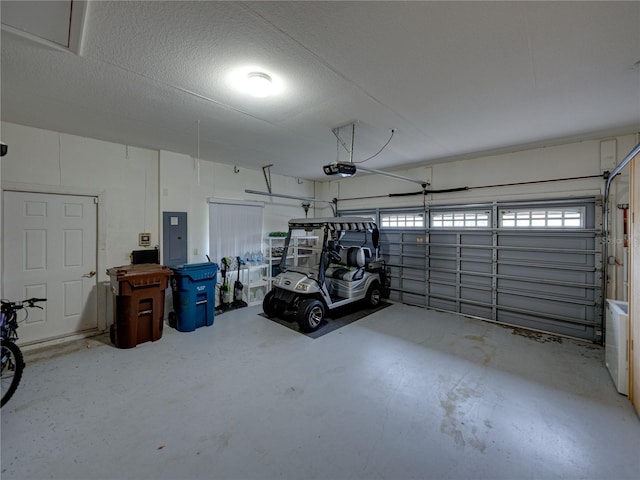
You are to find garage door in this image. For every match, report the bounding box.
[341,198,602,342]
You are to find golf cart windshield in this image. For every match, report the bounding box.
[279,217,379,283]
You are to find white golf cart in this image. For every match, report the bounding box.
[262,217,389,332]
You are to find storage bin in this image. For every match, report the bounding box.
[107,264,172,348]
[170,262,218,332]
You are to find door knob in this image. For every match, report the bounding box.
[83,270,96,278]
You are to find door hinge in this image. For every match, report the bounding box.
[93,197,99,204]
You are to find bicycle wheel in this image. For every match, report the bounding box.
[1,341,24,407]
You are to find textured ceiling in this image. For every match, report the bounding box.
[1,1,639,181]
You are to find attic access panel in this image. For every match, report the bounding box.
[1,0,86,51]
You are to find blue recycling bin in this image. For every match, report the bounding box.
[170,262,218,332]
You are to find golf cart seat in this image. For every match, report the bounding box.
[327,246,367,281]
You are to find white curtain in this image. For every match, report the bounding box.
[208,198,264,263]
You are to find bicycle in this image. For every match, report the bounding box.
[1,297,46,407]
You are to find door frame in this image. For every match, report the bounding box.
[630,157,639,415]
[1,182,107,334]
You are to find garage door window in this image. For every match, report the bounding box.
[500,207,585,228]
[430,211,490,228]
[380,213,424,228]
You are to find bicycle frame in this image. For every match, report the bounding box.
[1,298,46,407]
[1,305,21,343]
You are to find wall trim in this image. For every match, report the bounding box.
[207,197,264,208]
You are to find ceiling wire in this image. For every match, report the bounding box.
[196,119,201,185]
[353,129,395,164]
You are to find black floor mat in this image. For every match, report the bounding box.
[259,302,391,339]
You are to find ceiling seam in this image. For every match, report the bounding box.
[239,3,448,151]
[519,3,538,91]
[94,58,283,128]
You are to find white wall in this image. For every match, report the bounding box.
[1,122,160,330]
[1,122,317,272]
[322,135,636,210]
[1,121,316,329]
[1,121,159,275]
[159,151,316,264]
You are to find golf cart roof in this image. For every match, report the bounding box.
[288,217,377,231]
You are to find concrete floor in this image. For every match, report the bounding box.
[1,302,639,480]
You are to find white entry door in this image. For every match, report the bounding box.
[3,191,98,344]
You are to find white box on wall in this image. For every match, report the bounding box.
[600,139,617,171]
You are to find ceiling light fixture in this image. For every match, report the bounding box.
[246,71,273,98]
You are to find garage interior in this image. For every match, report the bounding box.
[1,2,639,479]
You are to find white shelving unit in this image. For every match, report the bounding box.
[264,235,319,290]
[217,262,269,307]
[265,236,286,290]
[242,263,269,306]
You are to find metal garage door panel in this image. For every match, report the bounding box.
[430,297,457,310]
[402,293,428,305]
[379,230,400,242]
[461,232,492,242]
[461,260,492,274]
[498,264,593,283]
[430,258,455,270]
[401,268,426,281]
[461,274,492,288]
[430,270,456,283]
[379,229,427,304]
[429,246,455,258]
[498,292,592,318]
[499,238,595,265]
[497,310,596,340]
[499,233,594,248]
[341,199,601,342]
[430,282,455,297]
[461,286,492,303]
[401,278,426,293]
[461,233,492,246]
[461,303,493,319]
[461,248,492,259]
[499,249,593,265]
[498,278,594,300]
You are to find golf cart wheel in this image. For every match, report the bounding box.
[296,299,325,332]
[365,282,382,308]
[262,290,279,318]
